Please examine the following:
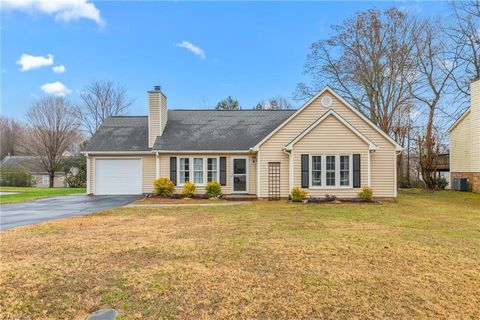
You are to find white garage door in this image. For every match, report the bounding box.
[95,159,142,195]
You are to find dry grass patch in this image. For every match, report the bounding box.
[1,190,479,319]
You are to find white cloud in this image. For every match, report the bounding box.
[52,65,66,73]
[17,53,54,71]
[177,41,206,59]
[40,81,72,96]
[3,0,104,26]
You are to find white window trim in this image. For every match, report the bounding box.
[42,175,50,185]
[177,156,220,187]
[308,154,353,189]
[207,157,220,183]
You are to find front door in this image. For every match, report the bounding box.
[232,157,248,193]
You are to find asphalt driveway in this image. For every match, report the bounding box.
[0,195,142,231]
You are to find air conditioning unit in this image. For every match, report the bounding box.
[453,178,469,191]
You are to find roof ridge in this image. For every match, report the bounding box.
[169,109,296,111]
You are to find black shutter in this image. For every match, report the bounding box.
[353,154,361,188]
[170,157,177,185]
[220,157,226,186]
[301,154,309,188]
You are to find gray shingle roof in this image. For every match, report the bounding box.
[82,116,150,152]
[82,110,295,152]
[0,156,46,173]
[153,110,295,151]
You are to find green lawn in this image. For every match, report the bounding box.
[0,187,86,204]
[0,190,479,319]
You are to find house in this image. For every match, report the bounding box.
[449,78,480,193]
[0,155,66,187]
[82,85,402,200]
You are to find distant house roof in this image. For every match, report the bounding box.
[82,110,296,152]
[82,116,150,152]
[0,156,46,173]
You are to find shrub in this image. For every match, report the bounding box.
[0,168,33,187]
[153,178,175,197]
[62,156,86,188]
[435,176,448,190]
[182,181,196,198]
[205,181,222,198]
[358,187,373,202]
[290,187,308,202]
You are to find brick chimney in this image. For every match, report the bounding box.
[148,85,167,148]
[471,78,480,171]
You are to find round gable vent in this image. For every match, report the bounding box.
[321,96,332,107]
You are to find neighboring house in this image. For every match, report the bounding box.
[82,85,402,199]
[0,155,66,188]
[449,78,480,193]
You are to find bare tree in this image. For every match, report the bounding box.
[255,96,293,110]
[22,97,79,188]
[296,8,418,137]
[0,116,25,159]
[75,80,133,136]
[448,1,480,106]
[410,19,460,190]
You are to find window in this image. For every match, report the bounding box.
[326,155,336,186]
[193,158,204,184]
[311,156,322,186]
[179,158,190,184]
[309,154,352,188]
[340,156,350,186]
[42,175,49,185]
[207,158,218,182]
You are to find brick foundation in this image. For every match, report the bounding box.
[451,172,480,193]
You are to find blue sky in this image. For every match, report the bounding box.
[1,1,451,119]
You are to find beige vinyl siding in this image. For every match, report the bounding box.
[88,155,156,194]
[148,92,161,148]
[258,91,397,198]
[292,115,369,197]
[158,153,256,195]
[142,155,156,193]
[450,111,472,173]
[161,94,168,134]
[89,156,95,193]
[471,80,480,172]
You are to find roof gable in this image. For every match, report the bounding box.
[284,109,377,150]
[252,86,403,151]
[448,108,471,132]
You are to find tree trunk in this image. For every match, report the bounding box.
[49,172,55,188]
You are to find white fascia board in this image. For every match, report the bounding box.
[80,151,154,155]
[448,108,471,132]
[155,150,255,154]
